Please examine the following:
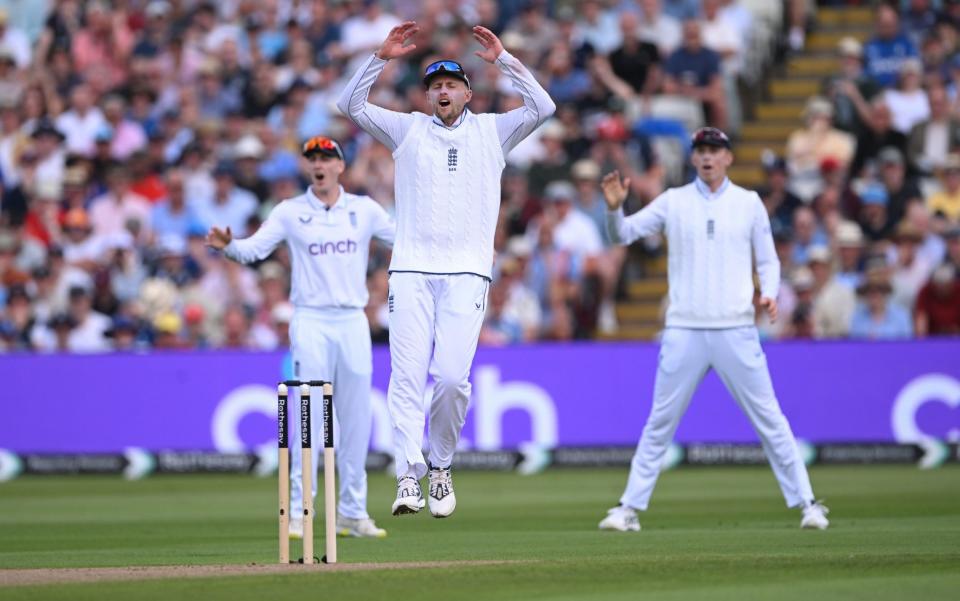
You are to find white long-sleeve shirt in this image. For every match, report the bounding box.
[607,178,780,329]
[224,187,394,310]
[337,50,555,278]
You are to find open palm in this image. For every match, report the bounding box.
[376,21,419,60]
[472,26,503,64]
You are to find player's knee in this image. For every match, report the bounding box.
[433,368,470,395]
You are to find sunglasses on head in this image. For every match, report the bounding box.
[301,136,343,160]
[425,60,465,76]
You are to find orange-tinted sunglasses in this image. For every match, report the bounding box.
[302,136,344,160]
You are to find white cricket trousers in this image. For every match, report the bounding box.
[621,326,815,510]
[289,308,373,520]
[386,272,489,479]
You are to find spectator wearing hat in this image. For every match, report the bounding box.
[823,36,880,140]
[785,97,855,202]
[849,265,913,339]
[1,283,35,350]
[87,164,153,243]
[877,146,923,224]
[30,117,67,190]
[152,310,185,350]
[662,19,726,130]
[914,263,960,336]
[527,119,572,197]
[890,220,934,311]
[35,312,77,353]
[191,161,258,235]
[882,59,930,135]
[806,245,856,338]
[60,208,104,271]
[858,181,897,242]
[927,153,960,224]
[834,220,867,289]
[907,87,960,176]
[864,5,918,88]
[943,226,960,274]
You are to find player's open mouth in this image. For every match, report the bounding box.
[315,173,325,182]
[439,99,451,107]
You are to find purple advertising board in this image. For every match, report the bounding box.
[1,340,958,453]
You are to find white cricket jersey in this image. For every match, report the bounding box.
[224,186,394,310]
[607,178,780,328]
[337,50,555,279]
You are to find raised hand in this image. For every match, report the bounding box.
[205,226,233,250]
[601,170,631,211]
[376,21,419,60]
[472,26,504,64]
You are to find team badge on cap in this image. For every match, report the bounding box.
[690,127,731,150]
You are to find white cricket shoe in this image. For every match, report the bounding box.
[599,505,641,532]
[392,476,425,515]
[801,501,830,530]
[288,517,303,539]
[337,515,387,538]
[428,466,456,518]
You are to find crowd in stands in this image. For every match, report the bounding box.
[0,0,957,354]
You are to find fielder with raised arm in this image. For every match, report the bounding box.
[206,136,395,538]
[597,127,830,532]
[337,22,555,517]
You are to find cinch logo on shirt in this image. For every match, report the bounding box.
[308,240,359,255]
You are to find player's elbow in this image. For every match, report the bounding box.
[335,94,352,117]
[541,96,557,121]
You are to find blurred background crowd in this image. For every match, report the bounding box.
[0,0,958,354]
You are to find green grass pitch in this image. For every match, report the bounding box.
[1,466,959,600]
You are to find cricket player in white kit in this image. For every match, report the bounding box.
[597,127,830,532]
[337,22,555,517]
[206,136,395,538]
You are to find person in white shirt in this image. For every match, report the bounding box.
[337,22,555,518]
[205,135,395,539]
[597,127,829,533]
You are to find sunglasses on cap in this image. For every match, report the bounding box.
[301,136,344,160]
[423,60,470,88]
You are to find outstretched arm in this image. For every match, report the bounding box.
[602,171,667,245]
[336,22,419,151]
[478,25,556,154]
[207,209,286,264]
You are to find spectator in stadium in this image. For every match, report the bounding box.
[849,265,913,339]
[809,245,856,338]
[882,59,930,135]
[191,161,258,235]
[87,164,152,243]
[785,97,855,202]
[592,11,661,102]
[889,221,935,311]
[914,263,960,336]
[903,201,947,268]
[823,37,879,140]
[943,226,960,272]
[849,99,908,178]
[876,146,923,226]
[858,181,897,243]
[864,4,918,88]
[662,19,726,130]
[635,0,681,57]
[791,205,828,266]
[906,86,960,176]
[926,153,960,224]
[834,220,867,290]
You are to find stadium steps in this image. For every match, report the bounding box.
[602,6,873,341]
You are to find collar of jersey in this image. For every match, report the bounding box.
[694,176,730,200]
[432,108,469,130]
[306,185,347,211]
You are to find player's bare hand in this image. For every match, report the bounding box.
[205,226,233,250]
[472,26,504,63]
[601,170,630,210]
[759,297,778,323]
[376,21,419,60]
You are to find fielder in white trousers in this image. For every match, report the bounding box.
[338,22,555,517]
[208,135,395,537]
[598,127,829,531]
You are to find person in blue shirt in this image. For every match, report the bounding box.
[864,5,918,88]
[849,265,913,339]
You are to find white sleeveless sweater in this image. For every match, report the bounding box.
[389,111,505,279]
